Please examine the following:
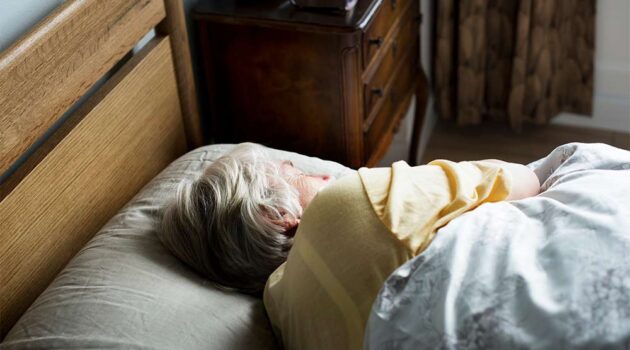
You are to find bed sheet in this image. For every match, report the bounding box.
[365,143,630,349]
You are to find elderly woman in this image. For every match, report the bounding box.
[159,143,540,350]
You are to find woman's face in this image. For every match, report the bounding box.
[280,160,335,209]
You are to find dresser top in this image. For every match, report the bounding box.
[193,0,382,30]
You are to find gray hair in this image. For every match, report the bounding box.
[158,143,302,294]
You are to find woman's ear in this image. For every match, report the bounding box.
[270,214,300,238]
[273,214,300,231]
[261,206,301,236]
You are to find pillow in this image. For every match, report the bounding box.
[1,144,354,350]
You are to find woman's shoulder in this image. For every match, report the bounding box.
[298,171,377,233]
[308,172,365,210]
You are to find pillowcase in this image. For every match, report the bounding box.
[1,144,353,350]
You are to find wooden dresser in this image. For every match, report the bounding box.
[194,0,427,168]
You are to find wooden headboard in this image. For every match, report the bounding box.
[0,0,203,338]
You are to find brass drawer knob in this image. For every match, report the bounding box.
[368,37,384,47]
[371,88,384,97]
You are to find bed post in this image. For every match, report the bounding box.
[157,0,204,148]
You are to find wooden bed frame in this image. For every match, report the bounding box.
[0,0,203,339]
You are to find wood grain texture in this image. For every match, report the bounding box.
[364,40,418,133]
[341,46,364,168]
[365,92,414,167]
[195,0,426,168]
[363,3,418,121]
[0,36,187,338]
[0,0,166,179]
[362,0,412,69]
[157,0,204,148]
[200,20,352,164]
[192,0,382,31]
[364,53,417,166]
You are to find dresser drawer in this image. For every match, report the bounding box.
[364,45,418,160]
[362,0,412,67]
[194,0,428,168]
[363,3,418,119]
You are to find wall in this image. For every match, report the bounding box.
[0,0,65,52]
[552,0,630,132]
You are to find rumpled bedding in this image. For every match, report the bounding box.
[365,143,630,349]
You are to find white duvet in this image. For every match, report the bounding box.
[365,143,630,349]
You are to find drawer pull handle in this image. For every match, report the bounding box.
[369,37,384,47]
[371,88,384,97]
[391,0,397,10]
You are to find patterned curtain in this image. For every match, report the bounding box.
[434,0,596,131]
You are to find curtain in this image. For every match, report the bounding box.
[434,0,596,131]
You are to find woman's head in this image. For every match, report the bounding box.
[158,143,333,294]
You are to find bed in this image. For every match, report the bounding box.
[0,0,266,345]
[0,2,350,347]
[365,143,630,349]
[2,1,630,349]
